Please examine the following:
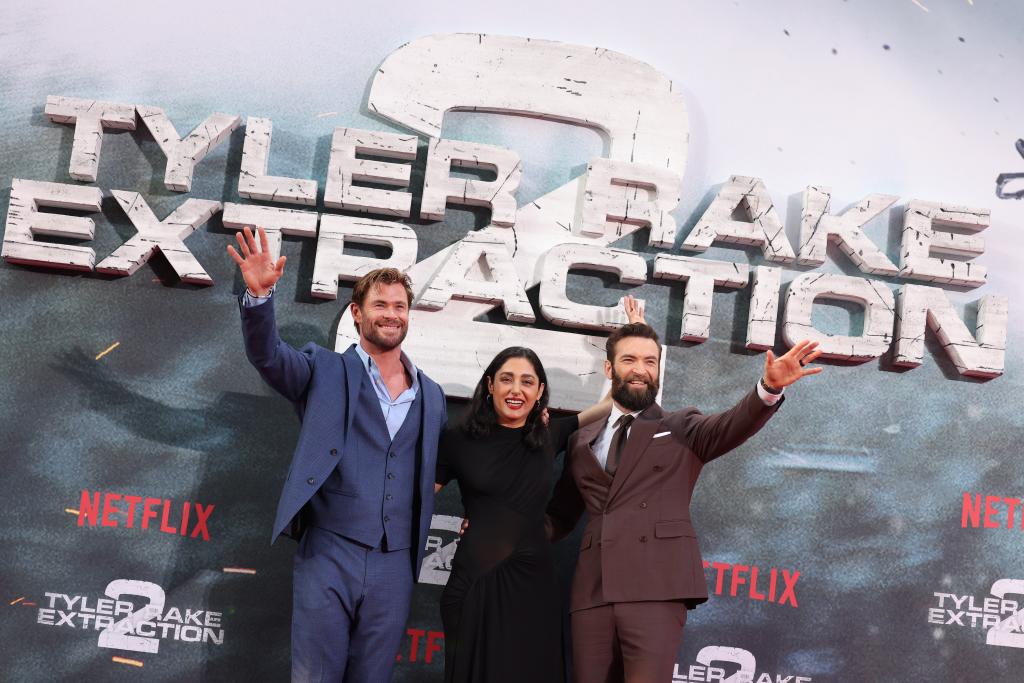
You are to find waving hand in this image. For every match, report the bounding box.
[226,227,286,297]
[763,340,824,390]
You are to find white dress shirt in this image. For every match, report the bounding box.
[591,403,641,469]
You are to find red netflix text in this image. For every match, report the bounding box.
[396,627,444,664]
[76,490,214,541]
[961,492,1023,530]
[702,560,800,608]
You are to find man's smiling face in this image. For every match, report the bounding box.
[352,282,410,352]
[606,335,661,412]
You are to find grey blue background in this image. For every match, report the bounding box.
[1,0,1022,680]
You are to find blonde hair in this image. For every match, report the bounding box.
[350,268,414,308]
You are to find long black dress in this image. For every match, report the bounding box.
[435,415,578,683]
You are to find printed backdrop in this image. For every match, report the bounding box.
[1,1,1022,681]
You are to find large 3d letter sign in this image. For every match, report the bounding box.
[334,34,686,408]
[1,34,1008,405]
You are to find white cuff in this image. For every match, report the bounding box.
[756,380,784,405]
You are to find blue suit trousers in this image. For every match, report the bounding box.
[291,527,414,682]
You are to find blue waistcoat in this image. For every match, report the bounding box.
[307,375,422,550]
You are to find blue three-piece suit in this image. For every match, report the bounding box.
[239,294,447,682]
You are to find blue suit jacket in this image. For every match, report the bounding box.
[239,295,446,579]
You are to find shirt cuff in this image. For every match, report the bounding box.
[242,286,274,307]
[756,380,784,405]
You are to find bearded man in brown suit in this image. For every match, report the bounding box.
[545,323,822,683]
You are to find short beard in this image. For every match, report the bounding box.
[611,369,658,412]
[361,321,407,351]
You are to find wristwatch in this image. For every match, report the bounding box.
[759,377,782,395]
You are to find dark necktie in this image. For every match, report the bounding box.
[604,414,635,476]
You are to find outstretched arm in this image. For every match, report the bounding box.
[230,227,313,402]
[676,340,824,463]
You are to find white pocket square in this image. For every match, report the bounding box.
[653,431,672,439]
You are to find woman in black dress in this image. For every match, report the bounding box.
[433,299,644,683]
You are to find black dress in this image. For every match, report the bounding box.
[435,415,579,683]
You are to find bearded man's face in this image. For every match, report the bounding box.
[607,336,661,412]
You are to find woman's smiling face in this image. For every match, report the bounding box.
[487,356,545,428]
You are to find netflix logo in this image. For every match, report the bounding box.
[75,490,215,541]
[961,492,1023,530]
[702,560,800,608]
[396,627,444,665]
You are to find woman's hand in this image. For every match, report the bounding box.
[623,295,646,324]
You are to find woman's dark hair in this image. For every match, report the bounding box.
[462,346,550,450]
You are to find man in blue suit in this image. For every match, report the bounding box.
[228,227,447,682]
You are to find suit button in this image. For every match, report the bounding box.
[384,515,390,522]
[653,465,663,472]
[640,535,647,543]
[389,452,396,458]
[307,478,315,485]
[387,472,395,480]
[639,502,648,509]
[330,448,338,455]
[386,494,393,501]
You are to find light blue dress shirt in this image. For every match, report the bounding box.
[352,343,420,440]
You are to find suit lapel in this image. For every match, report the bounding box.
[607,404,665,503]
[302,346,362,480]
[418,374,439,495]
[341,345,364,438]
[572,418,610,480]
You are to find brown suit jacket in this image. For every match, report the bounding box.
[545,387,782,612]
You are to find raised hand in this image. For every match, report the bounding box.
[763,340,824,390]
[226,227,286,297]
[623,295,646,324]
